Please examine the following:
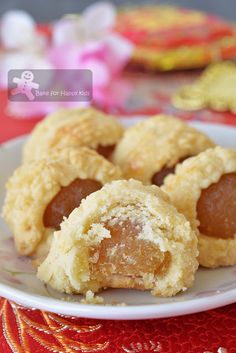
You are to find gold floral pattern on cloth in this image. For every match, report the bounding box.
[172,61,236,113]
[0,298,109,353]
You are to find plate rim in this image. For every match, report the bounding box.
[0,281,235,320]
[0,120,236,320]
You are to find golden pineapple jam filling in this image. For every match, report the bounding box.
[96,144,115,159]
[90,220,170,289]
[152,156,191,186]
[43,178,102,230]
[197,172,236,239]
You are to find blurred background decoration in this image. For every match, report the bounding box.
[0,0,235,119]
[172,62,236,114]
[0,2,133,117]
[115,6,236,70]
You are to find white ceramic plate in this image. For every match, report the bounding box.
[0,118,235,320]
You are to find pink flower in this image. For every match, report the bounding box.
[0,3,133,118]
[50,2,133,106]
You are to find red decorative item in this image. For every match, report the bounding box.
[115,6,236,70]
[0,298,235,353]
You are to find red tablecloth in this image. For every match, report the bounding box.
[0,70,236,353]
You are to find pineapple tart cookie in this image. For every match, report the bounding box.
[2,147,122,258]
[37,179,198,297]
[113,115,215,186]
[23,107,124,163]
[162,146,236,268]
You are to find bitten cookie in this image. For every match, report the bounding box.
[162,146,236,268]
[37,179,198,297]
[23,107,124,163]
[113,115,215,185]
[2,147,122,258]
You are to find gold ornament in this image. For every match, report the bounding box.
[172,61,236,113]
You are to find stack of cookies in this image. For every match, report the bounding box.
[2,108,236,299]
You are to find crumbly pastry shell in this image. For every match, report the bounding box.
[162,146,236,268]
[37,179,198,297]
[113,115,215,184]
[23,107,124,163]
[2,147,122,257]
